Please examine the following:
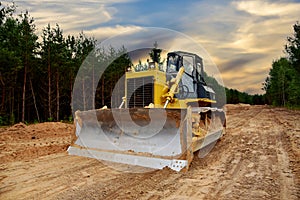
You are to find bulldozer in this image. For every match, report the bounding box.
[68,50,226,172]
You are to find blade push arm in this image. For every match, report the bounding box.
[163,66,185,108]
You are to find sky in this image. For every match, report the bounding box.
[2,0,300,94]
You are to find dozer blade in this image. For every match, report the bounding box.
[68,107,193,172]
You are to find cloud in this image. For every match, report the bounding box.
[221,69,268,93]
[2,0,132,35]
[39,5,115,32]
[218,50,279,94]
[220,53,266,72]
[233,0,300,17]
[85,25,143,42]
[4,0,299,94]
[178,0,300,94]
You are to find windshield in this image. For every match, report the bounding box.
[182,56,194,76]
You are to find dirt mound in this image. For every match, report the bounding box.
[0,122,74,163]
[8,122,27,130]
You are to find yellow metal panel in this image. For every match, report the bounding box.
[153,71,167,107]
[125,69,167,108]
[184,98,216,104]
[125,69,216,109]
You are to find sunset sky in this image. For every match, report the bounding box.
[3,0,300,94]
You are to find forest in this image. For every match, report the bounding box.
[0,3,130,125]
[263,22,300,107]
[225,22,300,106]
[0,2,299,125]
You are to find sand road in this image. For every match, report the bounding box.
[0,105,299,199]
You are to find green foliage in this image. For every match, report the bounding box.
[267,58,291,106]
[202,72,265,106]
[0,2,93,124]
[98,46,132,108]
[0,116,4,126]
[0,2,270,126]
[149,41,162,64]
[9,113,15,125]
[225,88,265,105]
[264,22,300,107]
[134,59,145,71]
[285,22,300,74]
[203,73,226,106]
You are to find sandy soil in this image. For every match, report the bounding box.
[0,105,299,200]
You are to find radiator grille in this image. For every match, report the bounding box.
[127,76,154,108]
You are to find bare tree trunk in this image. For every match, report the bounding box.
[92,63,95,109]
[21,65,27,122]
[9,89,11,117]
[110,85,113,107]
[282,73,285,106]
[82,78,86,110]
[11,75,17,124]
[17,94,20,122]
[280,69,286,107]
[1,86,4,112]
[29,77,40,122]
[70,78,73,111]
[48,47,52,120]
[9,88,14,124]
[56,70,59,121]
[101,77,104,106]
[0,72,5,111]
[282,78,285,107]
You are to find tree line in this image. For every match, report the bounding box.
[0,2,266,126]
[215,22,300,107]
[1,2,298,125]
[0,2,130,125]
[263,22,300,107]
[203,74,265,106]
[225,88,265,105]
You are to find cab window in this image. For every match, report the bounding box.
[182,56,194,75]
[167,55,179,73]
